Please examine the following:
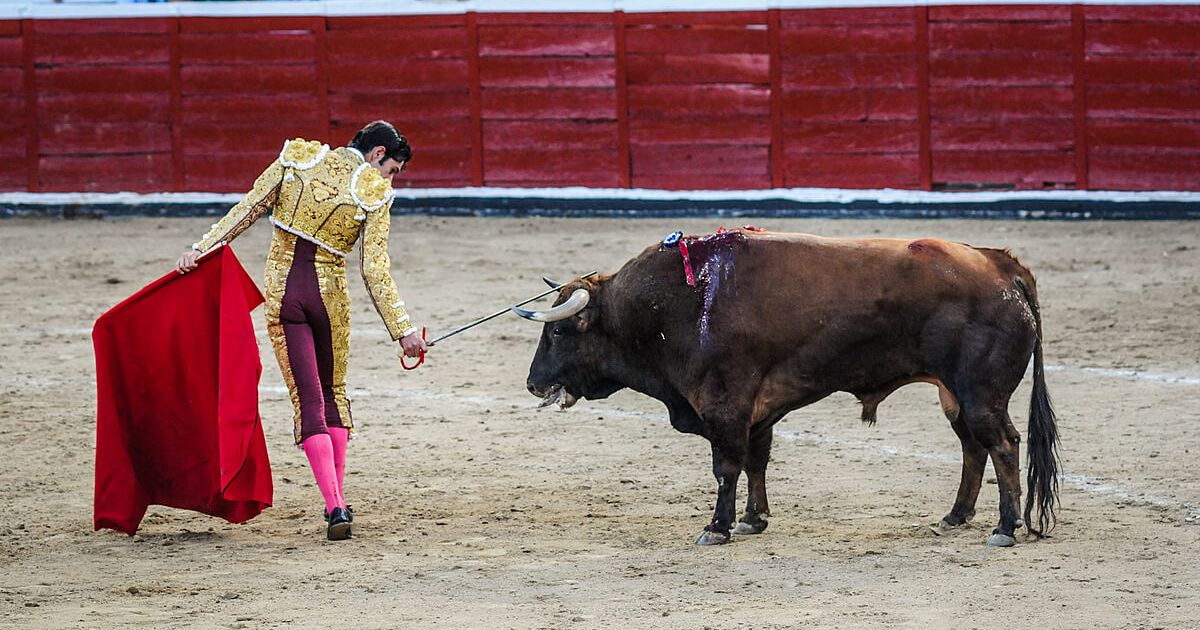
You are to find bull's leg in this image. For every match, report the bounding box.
[962,406,1024,547]
[696,438,746,546]
[937,385,986,530]
[734,424,772,535]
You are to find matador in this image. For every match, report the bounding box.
[176,121,426,541]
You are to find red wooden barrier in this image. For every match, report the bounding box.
[1,5,1197,194]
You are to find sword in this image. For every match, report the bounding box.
[427,271,598,345]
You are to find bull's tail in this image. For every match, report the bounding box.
[1013,274,1060,537]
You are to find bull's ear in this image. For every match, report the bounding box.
[575,301,597,333]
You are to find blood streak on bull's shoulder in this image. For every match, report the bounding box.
[684,230,750,355]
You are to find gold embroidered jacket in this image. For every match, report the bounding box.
[193,139,416,340]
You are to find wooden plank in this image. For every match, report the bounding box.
[627,54,768,84]
[1087,153,1200,190]
[326,14,464,30]
[34,33,169,65]
[929,6,1072,22]
[625,25,769,55]
[869,88,920,121]
[180,32,317,65]
[0,160,27,191]
[479,25,613,57]
[931,86,1074,120]
[182,123,327,154]
[625,12,767,26]
[0,21,20,37]
[38,93,171,122]
[615,10,629,188]
[34,18,170,34]
[484,148,620,183]
[1072,4,1087,189]
[1084,56,1198,87]
[183,94,323,125]
[171,18,182,191]
[784,153,919,188]
[314,16,329,146]
[780,90,867,121]
[325,27,468,61]
[780,25,917,57]
[782,57,915,89]
[407,121,474,151]
[932,150,1075,187]
[631,144,768,176]
[931,119,1074,151]
[1088,121,1200,152]
[0,67,23,93]
[38,65,170,94]
[330,90,470,122]
[0,35,26,66]
[393,148,471,182]
[930,53,1072,87]
[782,8,915,27]
[182,64,317,95]
[23,19,35,191]
[0,95,22,120]
[40,153,173,192]
[629,84,769,117]
[180,16,316,33]
[1084,6,1200,23]
[483,120,618,150]
[784,121,920,153]
[1086,86,1200,120]
[917,6,930,190]
[769,8,783,188]
[327,59,468,91]
[0,132,26,157]
[633,173,771,190]
[629,116,770,145]
[481,87,617,120]
[332,120,473,150]
[184,152,279,192]
[467,11,483,186]
[475,13,612,26]
[929,22,1071,54]
[1086,22,1200,56]
[480,57,616,88]
[40,122,172,154]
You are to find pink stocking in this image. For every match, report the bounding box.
[329,427,349,496]
[302,433,344,513]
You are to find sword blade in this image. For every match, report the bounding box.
[428,271,597,345]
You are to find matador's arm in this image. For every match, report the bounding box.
[359,199,417,341]
[192,159,284,254]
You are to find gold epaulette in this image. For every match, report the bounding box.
[349,163,395,219]
[279,138,329,180]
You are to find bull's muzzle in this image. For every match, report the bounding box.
[512,289,590,323]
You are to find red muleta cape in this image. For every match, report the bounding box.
[93,246,273,535]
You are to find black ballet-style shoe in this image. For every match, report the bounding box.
[326,507,352,541]
[324,505,353,523]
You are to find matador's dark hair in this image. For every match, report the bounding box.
[349,120,412,168]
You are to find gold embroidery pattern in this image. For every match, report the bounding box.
[263,233,304,444]
[359,203,414,340]
[317,259,354,432]
[194,160,283,253]
[310,179,338,204]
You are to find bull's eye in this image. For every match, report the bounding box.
[551,326,564,338]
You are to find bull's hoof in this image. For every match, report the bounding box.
[695,528,731,546]
[986,532,1017,547]
[732,519,768,536]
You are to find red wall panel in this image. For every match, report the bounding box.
[1,6,1197,194]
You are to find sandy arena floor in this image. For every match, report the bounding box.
[1,215,1198,629]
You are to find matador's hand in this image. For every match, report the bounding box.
[176,249,200,274]
[400,332,428,358]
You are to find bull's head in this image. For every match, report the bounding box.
[513,277,623,409]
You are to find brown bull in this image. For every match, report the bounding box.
[516,229,1059,547]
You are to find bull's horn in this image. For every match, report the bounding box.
[542,276,560,289]
[512,289,590,323]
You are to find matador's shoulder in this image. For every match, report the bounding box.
[349,162,394,217]
[279,138,330,172]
